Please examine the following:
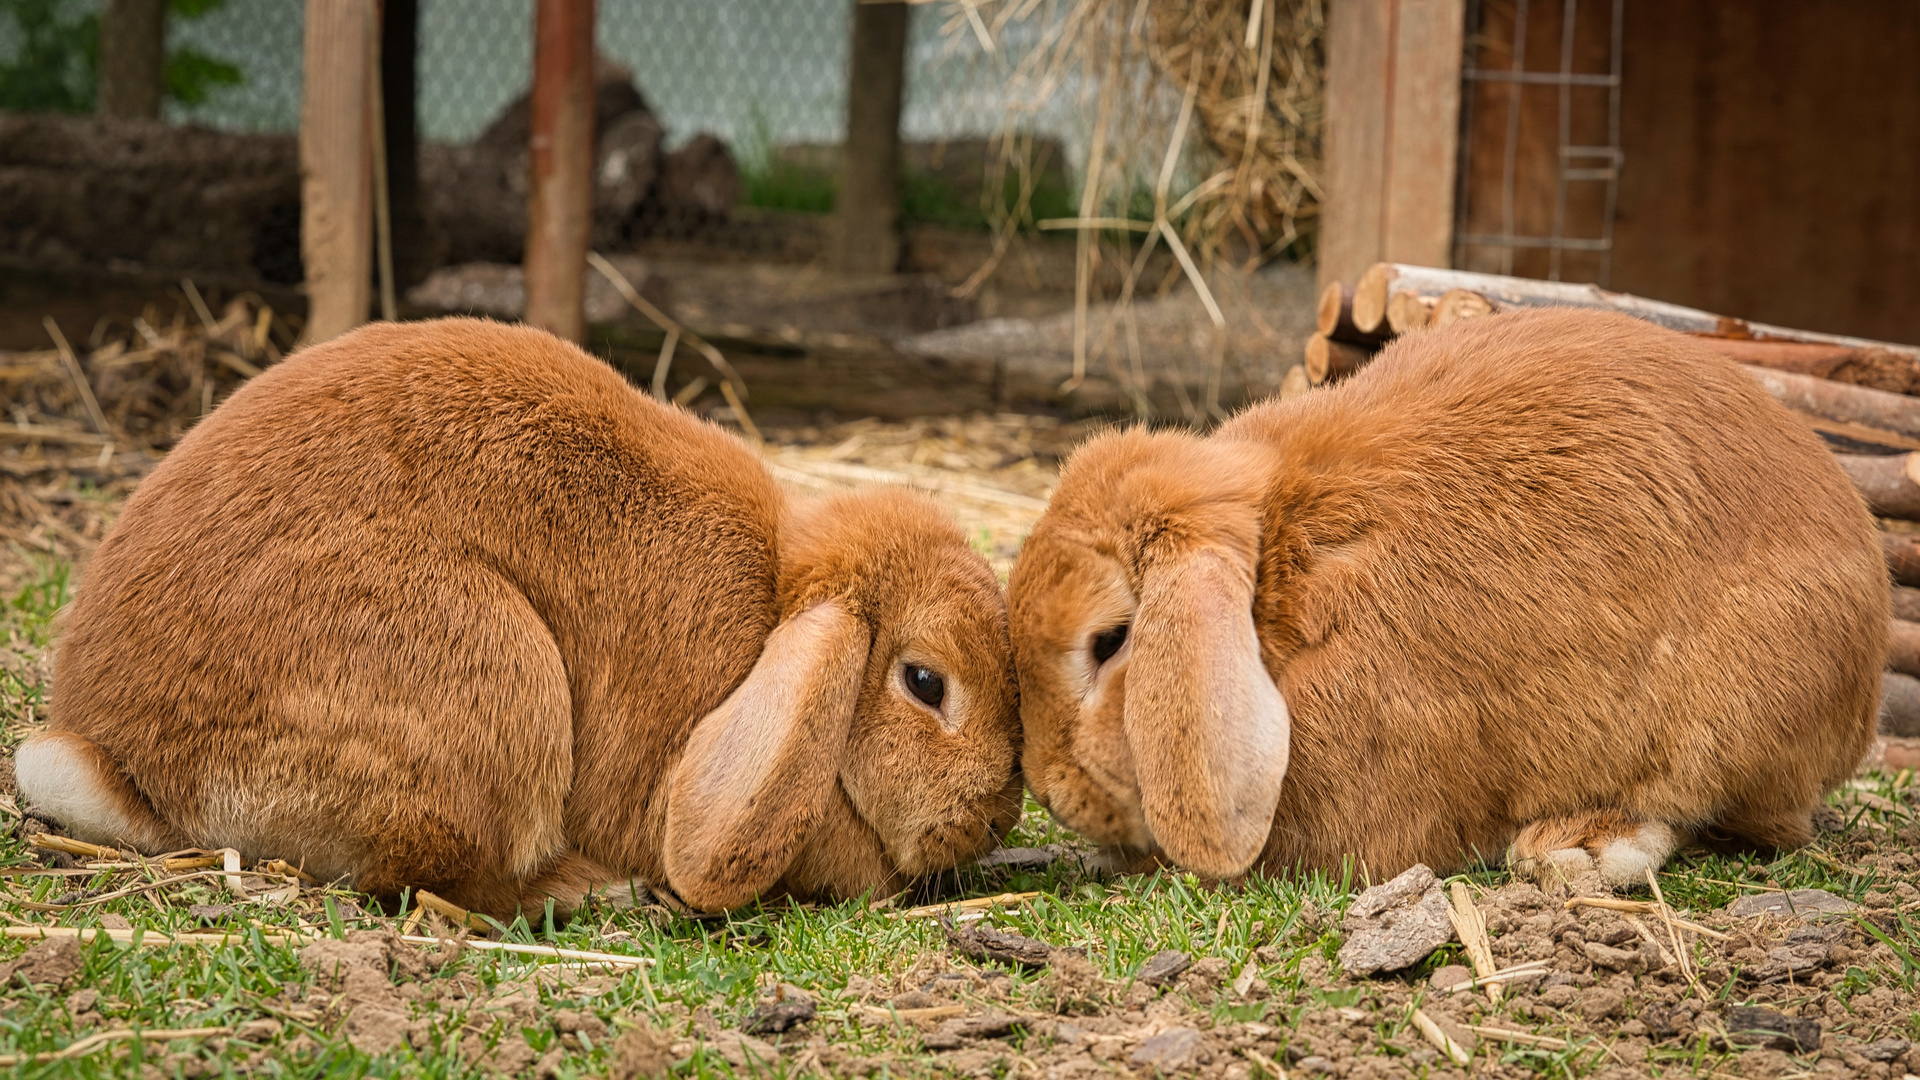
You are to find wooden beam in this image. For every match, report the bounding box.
[300,0,377,344]
[380,0,429,289]
[1317,0,1393,293]
[1349,263,1920,361]
[1745,368,1920,444]
[831,0,910,275]
[1383,0,1465,267]
[524,0,596,343]
[98,0,166,119]
[1318,0,1466,294]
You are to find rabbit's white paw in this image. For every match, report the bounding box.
[1509,812,1682,892]
[1594,821,1679,887]
[1509,844,1596,888]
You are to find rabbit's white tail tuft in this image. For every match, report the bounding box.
[15,731,175,852]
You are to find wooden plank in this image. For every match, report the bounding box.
[1317,0,1395,293]
[831,0,910,275]
[524,0,596,343]
[300,0,376,343]
[1613,2,1920,344]
[1382,0,1465,267]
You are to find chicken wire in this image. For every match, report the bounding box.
[0,0,1066,166]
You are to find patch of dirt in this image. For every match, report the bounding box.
[297,930,430,1055]
[0,936,82,991]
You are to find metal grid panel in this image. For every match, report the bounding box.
[1453,0,1623,282]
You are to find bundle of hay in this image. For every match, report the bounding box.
[943,0,1323,420]
[954,0,1322,261]
[1144,0,1324,259]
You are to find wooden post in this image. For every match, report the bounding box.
[98,0,167,119]
[300,0,378,344]
[831,0,909,275]
[380,0,429,289]
[524,0,596,343]
[1317,0,1467,294]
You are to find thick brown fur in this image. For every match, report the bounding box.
[1010,309,1886,885]
[15,318,1021,917]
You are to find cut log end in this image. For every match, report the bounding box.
[1433,289,1494,328]
[1316,281,1347,337]
[1893,585,1920,624]
[1317,280,1389,347]
[1882,671,1920,738]
[1891,618,1920,681]
[1305,333,1372,386]
[1386,291,1435,334]
[1883,532,1920,589]
[1352,262,1395,335]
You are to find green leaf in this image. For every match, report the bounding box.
[163,46,244,105]
[169,0,229,19]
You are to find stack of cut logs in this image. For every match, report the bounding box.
[1311,264,1920,747]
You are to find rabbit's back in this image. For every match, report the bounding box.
[1224,310,1884,874]
[50,319,783,889]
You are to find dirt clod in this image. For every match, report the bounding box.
[1725,1005,1821,1054]
[1574,986,1626,1023]
[704,1029,779,1070]
[607,1025,677,1080]
[1859,1037,1910,1062]
[1130,1026,1208,1070]
[296,930,424,1055]
[947,923,1068,970]
[1428,964,1473,991]
[460,1031,538,1075]
[551,1009,609,1039]
[1135,950,1192,986]
[0,936,82,990]
[1337,863,1454,976]
[744,984,816,1035]
[1725,889,1856,919]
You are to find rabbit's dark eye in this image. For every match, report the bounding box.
[1092,623,1129,664]
[904,665,945,707]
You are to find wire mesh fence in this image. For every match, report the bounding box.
[1,0,1074,208]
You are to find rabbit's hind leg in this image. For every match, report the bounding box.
[1509,811,1684,889]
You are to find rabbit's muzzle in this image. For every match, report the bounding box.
[893,772,1023,876]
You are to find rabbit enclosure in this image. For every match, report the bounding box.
[3,1,1920,1079]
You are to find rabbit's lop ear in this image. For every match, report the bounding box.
[665,602,868,911]
[1126,547,1289,878]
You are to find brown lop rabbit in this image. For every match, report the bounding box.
[15,318,1021,917]
[1009,309,1886,889]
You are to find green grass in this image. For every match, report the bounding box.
[3,782,1916,1077]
